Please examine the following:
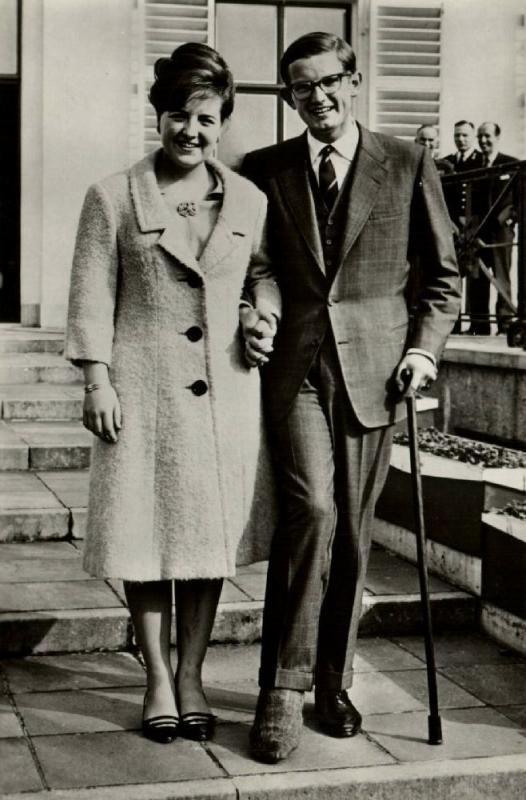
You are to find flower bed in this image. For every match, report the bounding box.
[393,427,526,469]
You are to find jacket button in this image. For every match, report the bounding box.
[189,380,208,396]
[185,326,203,342]
[187,274,203,289]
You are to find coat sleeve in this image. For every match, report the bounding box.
[408,147,461,361]
[65,182,119,367]
[243,193,282,321]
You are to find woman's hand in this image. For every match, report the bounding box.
[83,384,122,443]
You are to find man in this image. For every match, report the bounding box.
[466,121,518,334]
[241,32,460,764]
[443,120,483,230]
[445,119,483,171]
[443,121,483,333]
[415,124,454,176]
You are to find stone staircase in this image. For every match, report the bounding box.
[0,325,477,658]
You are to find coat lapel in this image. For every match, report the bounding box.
[129,150,202,276]
[336,127,389,272]
[276,135,325,275]
[198,159,249,274]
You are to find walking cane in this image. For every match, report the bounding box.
[405,388,443,745]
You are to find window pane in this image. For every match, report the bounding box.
[216,3,277,84]
[284,103,307,140]
[284,7,346,48]
[0,0,17,74]
[218,94,277,168]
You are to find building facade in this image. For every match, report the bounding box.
[1,0,525,328]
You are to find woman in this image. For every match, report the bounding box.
[66,43,279,744]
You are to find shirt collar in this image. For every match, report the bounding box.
[458,147,475,161]
[307,122,359,167]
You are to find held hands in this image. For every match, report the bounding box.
[395,353,437,397]
[239,306,278,368]
[83,383,122,443]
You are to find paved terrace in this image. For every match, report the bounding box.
[1,632,526,799]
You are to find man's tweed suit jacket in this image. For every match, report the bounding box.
[242,125,460,428]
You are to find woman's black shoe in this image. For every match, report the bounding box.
[142,713,179,744]
[179,711,216,741]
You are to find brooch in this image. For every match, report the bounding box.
[176,201,198,217]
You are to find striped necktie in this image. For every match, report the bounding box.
[319,145,338,211]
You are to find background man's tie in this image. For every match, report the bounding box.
[319,145,338,211]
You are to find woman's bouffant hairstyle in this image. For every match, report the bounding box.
[149,43,235,122]
[280,32,357,85]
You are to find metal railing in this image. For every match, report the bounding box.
[440,159,526,346]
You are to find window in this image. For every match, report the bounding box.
[216,0,353,166]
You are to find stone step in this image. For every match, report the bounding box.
[0,471,88,542]
[0,542,477,657]
[0,383,83,420]
[0,353,80,384]
[0,422,91,472]
[0,326,64,353]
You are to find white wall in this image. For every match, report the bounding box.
[21,0,135,327]
[440,0,525,158]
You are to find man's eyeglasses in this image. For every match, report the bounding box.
[289,72,352,100]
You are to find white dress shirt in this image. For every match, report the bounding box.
[307,125,359,189]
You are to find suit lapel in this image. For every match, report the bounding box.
[336,127,388,272]
[277,135,325,275]
[130,150,202,276]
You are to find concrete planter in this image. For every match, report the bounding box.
[481,511,526,657]
[375,444,526,595]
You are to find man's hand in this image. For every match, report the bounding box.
[83,384,122,443]
[240,306,278,367]
[395,353,437,396]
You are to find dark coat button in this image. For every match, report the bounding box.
[189,380,208,396]
[185,326,203,342]
[187,274,203,288]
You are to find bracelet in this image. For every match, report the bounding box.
[84,383,102,394]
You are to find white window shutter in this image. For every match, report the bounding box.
[369,0,443,141]
[143,0,212,153]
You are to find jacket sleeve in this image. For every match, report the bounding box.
[243,193,282,321]
[65,182,119,367]
[408,147,461,361]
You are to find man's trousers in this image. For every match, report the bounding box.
[259,335,394,692]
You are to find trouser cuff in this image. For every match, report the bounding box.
[259,667,314,692]
[314,668,354,691]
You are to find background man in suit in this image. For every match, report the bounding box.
[445,119,483,171]
[241,32,460,764]
[415,124,454,176]
[467,121,519,334]
[443,121,483,333]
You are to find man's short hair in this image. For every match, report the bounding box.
[280,32,357,85]
[416,124,438,136]
[454,120,475,130]
[479,121,501,137]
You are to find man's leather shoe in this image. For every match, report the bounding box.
[249,688,304,763]
[314,689,362,738]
